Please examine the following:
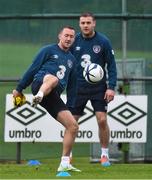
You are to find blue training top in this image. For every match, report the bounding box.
[66,32,117,107]
[16,44,77,95]
[70,32,117,90]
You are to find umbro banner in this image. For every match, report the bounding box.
[4,94,147,142]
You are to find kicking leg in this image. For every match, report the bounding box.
[32,74,58,107]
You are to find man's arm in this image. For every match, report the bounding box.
[104,39,117,102]
[104,39,117,90]
[12,47,48,107]
[16,47,47,93]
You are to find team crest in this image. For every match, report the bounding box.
[93,45,101,53]
[67,59,73,68]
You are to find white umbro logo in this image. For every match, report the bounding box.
[75,46,81,51]
[53,54,58,59]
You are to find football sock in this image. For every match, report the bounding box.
[101,148,109,158]
[36,91,44,98]
[60,156,70,168]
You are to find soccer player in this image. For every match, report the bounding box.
[67,13,117,167]
[12,26,81,172]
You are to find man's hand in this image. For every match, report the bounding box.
[12,89,26,107]
[104,89,115,103]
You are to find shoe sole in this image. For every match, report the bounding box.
[31,97,42,107]
[57,167,81,172]
[57,169,81,172]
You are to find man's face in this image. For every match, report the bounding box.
[58,28,75,50]
[79,16,96,37]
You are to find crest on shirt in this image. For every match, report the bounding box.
[67,59,73,68]
[93,45,101,53]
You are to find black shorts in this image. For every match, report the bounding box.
[31,80,68,119]
[69,93,108,116]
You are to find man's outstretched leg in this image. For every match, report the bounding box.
[32,74,58,107]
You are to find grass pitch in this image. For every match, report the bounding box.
[0,157,152,179]
[0,43,152,77]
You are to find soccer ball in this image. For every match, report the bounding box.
[83,63,104,84]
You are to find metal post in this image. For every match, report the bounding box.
[122,0,127,78]
[16,142,21,164]
[121,0,130,163]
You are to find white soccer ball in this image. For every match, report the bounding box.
[83,63,104,84]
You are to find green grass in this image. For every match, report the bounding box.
[0,141,90,160]
[116,50,152,60]
[0,43,41,77]
[0,43,152,77]
[0,157,152,179]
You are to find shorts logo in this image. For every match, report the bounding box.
[108,101,146,126]
[6,102,46,125]
[93,45,101,53]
